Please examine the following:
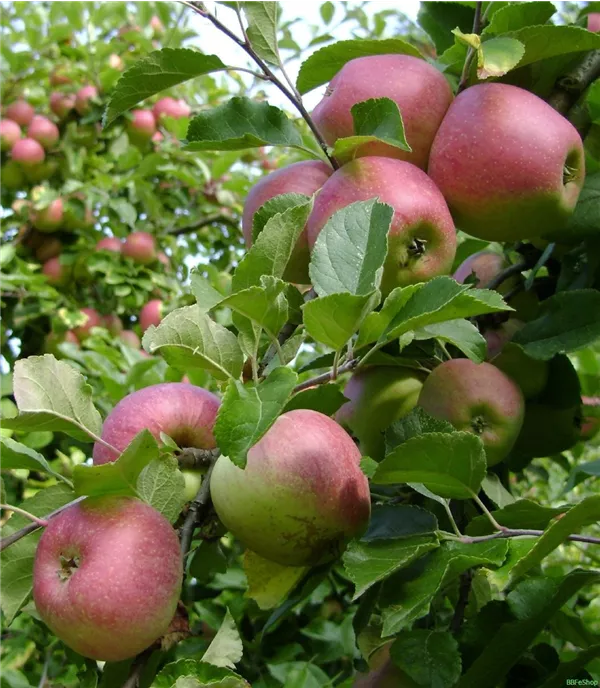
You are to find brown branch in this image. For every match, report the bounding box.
[179,461,216,558]
[177,447,220,471]
[453,529,600,546]
[457,1,483,94]
[168,213,239,236]
[547,50,600,119]
[484,261,528,291]
[293,357,359,394]
[121,647,154,688]
[450,570,473,633]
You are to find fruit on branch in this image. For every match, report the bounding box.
[32,198,64,233]
[35,236,63,262]
[33,496,182,662]
[152,130,164,145]
[0,119,21,150]
[242,160,332,283]
[210,409,371,566]
[49,66,72,86]
[306,157,456,295]
[336,366,425,460]
[11,137,45,166]
[73,307,102,341]
[27,115,59,149]
[139,299,163,332]
[150,15,164,34]
[75,85,98,115]
[483,318,524,359]
[453,250,517,291]
[418,358,525,466]
[92,382,220,464]
[1,160,25,188]
[311,54,453,169]
[123,230,156,264]
[44,330,80,355]
[580,397,600,441]
[42,256,69,286]
[428,83,585,241]
[50,92,76,119]
[588,13,600,31]
[153,97,191,121]
[102,314,123,336]
[5,100,34,126]
[492,343,549,400]
[128,109,156,141]
[157,250,170,268]
[119,330,141,349]
[96,236,123,252]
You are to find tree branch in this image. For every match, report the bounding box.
[293,357,359,394]
[179,460,216,558]
[444,529,600,546]
[457,1,483,94]
[547,50,600,118]
[484,261,528,291]
[167,213,239,236]
[450,570,473,633]
[121,647,154,688]
[177,447,220,471]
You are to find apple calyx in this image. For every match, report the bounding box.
[470,415,488,435]
[58,553,80,581]
[407,237,427,258]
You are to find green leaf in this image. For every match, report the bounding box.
[0,436,72,486]
[214,367,298,468]
[303,291,380,350]
[509,496,600,582]
[390,630,462,688]
[564,459,600,493]
[343,535,438,600]
[320,1,334,24]
[189,541,227,583]
[385,407,454,454]
[482,2,556,35]
[1,484,74,624]
[418,1,476,53]
[137,456,186,524]
[186,98,304,152]
[73,430,159,498]
[333,98,411,163]
[512,290,600,360]
[142,305,244,381]
[481,474,515,509]
[104,49,226,126]
[536,645,600,688]
[506,24,600,69]
[413,318,487,362]
[283,384,347,417]
[244,550,307,610]
[251,193,310,243]
[219,277,288,340]
[297,38,423,94]
[191,271,226,313]
[309,199,392,297]
[477,37,525,79]
[202,608,243,669]
[4,355,103,443]
[242,2,280,66]
[557,172,600,241]
[363,505,439,542]
[466,499,567,536]
[152,659,250,688]
[109,199,137,228]
[373,432,487,500]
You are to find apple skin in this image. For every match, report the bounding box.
[123,231,156,264]
[311,54,453,169]
[0,119,21,151]
[210,409,371,566]
[35,236,62,262]
[28,115,59,149]
[96,236,123,252]
[418,359,525,466]
[336,366,425,460]
[242,160,332,284]
[73,307,102,341]
[580,396,600,441]
[2,160,25,189]
[139,299,163,332]
[42,256,69,286]
[93,382,220,464]
[75,85,98,115]
[32,198,64,233]
[33,496,182,662]
[44,330,80,356]
[157,250,170,268]
[492,342,548,400]
[483,318,524,359]
[454,251,508,289]
[119,330,141,349]
[102,314,123,336]
[306,157,456,296]
[153,97,191,121]
[5,100,34,126]
[588,13,600,32]
[11,137,45,167]
[128,109,156,141]
[428,83,585,241]
[50,92,76,119]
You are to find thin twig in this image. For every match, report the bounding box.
[471,492,505,531]
[168,213,239,236]
[446,529,600,546]
[450,570,473,633]
[457,1,483,94]
[0,504,49,527]
[121,647,154,688]
[293,358,359,394]
[443,501,462,537]
[179,461,216,558]
[484,261,528,291]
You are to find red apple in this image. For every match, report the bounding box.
[5,100,34,126]
[210,409,371,566]
[75,85,98,115]
[93,382,220,464]
[96,236,123,252]
[242,160,332,283]
[157,251,170,268]
[32,198,64,233]
[28,115,59,149]
[42,256,69,286]
[73,307,102,341]
[418,359,525,466]
[49,67,72,86]
[454,251,507,288]
[102,314,123,336]
[588,13,600,32]
[306,157,456,295]
[152,130,164,145]
[312,54,453,169]
[139,299,163,332]
[33,496,182,661]
[123,231,156,264]
[128,109,156,141]
[150,15,164,33]
[483,318,524,359]
[0,119,21,151]
[11,137,45,166]
[119,330,141,349]
[153,97,190,121]
[50,92,76,119]
[428,83,585,241]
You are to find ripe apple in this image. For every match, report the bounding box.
[42,256,69,286]
[492,343,548,400]
[453,251,517,291]
[418,358,525,466]
[139,299,163,332]
[153,97,191,121]
[5,100,34,126]
[210,409,371,566]
[33,496,182,662]
[483,318,524,359]
[119,330,141,349]
[242,160,332,283]
[123,231,156,264]
[336,366,425,459]
[11,137,45,166]
[75,85,98,115]
[0,119,21,151]
[50,92,76,119]
[428,83,585,241]
[157,250,170,268]
[128,109,156,141]
[311,54,453,169]
[73,307,102,341]
[96,236,122,252]
[102,314,123,336]
[28,115,59,149]
[152,130,164,145]
[32,198,64,233]
[93,382,220,463]
[589,13,600,31]
[306,157,456,296]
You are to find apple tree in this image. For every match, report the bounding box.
[2,2,600,687]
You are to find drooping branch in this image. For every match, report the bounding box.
[292,357,359,394]
[484,261,528,291]
[167,213,240,236]
[451,529,600,546]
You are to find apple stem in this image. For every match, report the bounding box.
[442,529,600,547]
[456,1,485,94]
[0,503,49,528]
[471,492,506,532]
[442,501,463,537]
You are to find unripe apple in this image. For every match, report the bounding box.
[49,67,71,86]
[5,100,34,126]
[157,250,170,268]
[210,409,371,566]
[242,160,332,283]
[32,198,64,233]
[428,83,585,241]
[96,236,122,252]
[336,366,425,459]
[139,299,163,332]
[93,382,220,464]
[102,314,123,336]
[23,159,57,183]
[123,231,156,264]
[2,160,25,189]
[312,54,453,169]
[119,330,141,349]
[75,85,98,115]
[42,256,69,286]
[152,130,164,145]
[44,330,80,356]
[50,92,76,119]
[588,13,600,31]
[11,137,45,166]
[492,343,548,400]
[35,237,62,262]
[418,359,525,466]
[128,109,156,141]
[307,157,456,295]
[0,119,21,151]
[33,496,182,661]
[108,53,124,70]
[150,15,164,34]
[153,97,190,121]
[27,115,59,149]
[73,307,102,341]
